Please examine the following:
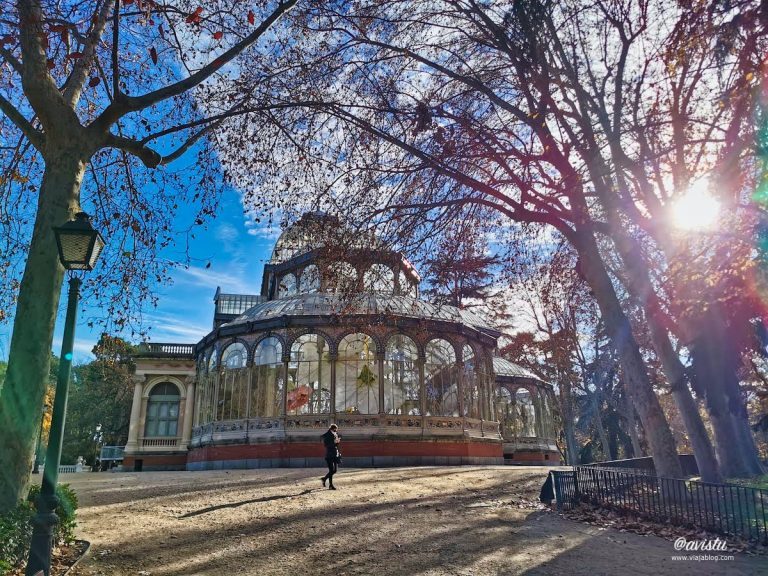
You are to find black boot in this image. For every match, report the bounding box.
[321,476,326,487]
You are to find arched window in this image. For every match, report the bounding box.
[218,342,248,421]
[462,345,481,419]
[326,261,358,293]
[299,264,320,293]
[145,382,180,437]
[384,335,420,415]
[277,272,297,298]
[516,388,537,437]
[287,334,331,415]
[251,337,284,417]
[398,270,418,297]
[494,386,514,440]
[337,333,378,414]
[424,339,458,416]
[197,349,218,425]
[363,264,395,294]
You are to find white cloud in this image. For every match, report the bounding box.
[215,222,239,243]
[52,337,97,364]
[143,313,211,343]
[172,263,255,295]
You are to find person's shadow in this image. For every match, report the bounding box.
[178,489,315,519]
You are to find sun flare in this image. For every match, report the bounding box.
[671,178,721,231]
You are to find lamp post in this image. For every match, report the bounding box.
[93,423,102,471]
[26,212,105,576]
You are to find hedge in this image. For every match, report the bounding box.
[0,484,78,574]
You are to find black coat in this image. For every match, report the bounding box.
[322,429,339,460]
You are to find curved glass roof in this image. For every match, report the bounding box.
[270,212,382,264]
[492,357,542,381]
[226,292,497,333]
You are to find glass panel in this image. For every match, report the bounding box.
[494,387,514,440]
[326,261,357,293]
[287,334,332,415]
[277,272,297,298]
[516,388,537,437]
[252,337,284,417]
[384,335,420,415]
[299,264,320,293]
[222,342,248,369]
[364,264,395,294]
[337,333,378,414]
[424,339,458,416]
[462,345,481,418]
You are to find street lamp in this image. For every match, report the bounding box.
[26,212,105,576]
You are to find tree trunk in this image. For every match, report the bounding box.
[559,380,579,465]
[642,306,722,482]
[622,388,643,458]
[0,151,85,513]
[591,391,612,460]
[732,411,765,475]
[574,232,682,478]
[689,316,759,478]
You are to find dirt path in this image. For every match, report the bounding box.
[61,467,763,576]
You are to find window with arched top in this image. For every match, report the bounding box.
[364,264,395,294]
[251,337,284,418]
[516,388,537,437]
[424,339,459,416]
[337,333,378,414]
[299,264,320,293]
[462,345,482,419]
[326,261,358,293]
[218,342,249,421]
[494,386,514,440]
[287,334,331,415]
[145,382,180,437]
[384,335,420,415]
[196,350,218,425]
[277,272,298,298]
[398,270,418,297]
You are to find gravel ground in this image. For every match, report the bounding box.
[59,467,764,576]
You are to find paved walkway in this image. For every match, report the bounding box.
[60,467,763,575]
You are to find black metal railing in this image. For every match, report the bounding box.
[584,455,700,477]
[552,466,768,544]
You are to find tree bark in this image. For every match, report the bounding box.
[732,410,765,475]
[0,151,85,513]
[621,386,643,458]
[573,231,683,478]
[559,380,580,465]
[689,335,751,478]
[591,390,612,460]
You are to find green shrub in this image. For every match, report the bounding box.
[0,483,78,575]
[27,483,78,545]
[0,499,35,573]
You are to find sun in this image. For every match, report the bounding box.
[671,178,721,232]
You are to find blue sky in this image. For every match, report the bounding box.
[0,185,278,364]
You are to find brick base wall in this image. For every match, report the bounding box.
[123,452,187,472]
[185,438,503,470]
[503,449,561,466]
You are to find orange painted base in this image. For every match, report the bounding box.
[188,439,501,462]
[182,438,503,470]
[123,453,187,471]
[503,450,561,465]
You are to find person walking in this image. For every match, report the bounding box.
[321,423,341,490]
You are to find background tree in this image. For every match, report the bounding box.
[61,335,135,465]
